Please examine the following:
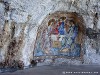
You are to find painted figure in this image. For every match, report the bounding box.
[34,17,81,57]
[65,20,78,48]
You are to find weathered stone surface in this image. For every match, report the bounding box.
[0,0,100,69]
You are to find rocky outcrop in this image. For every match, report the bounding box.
[0,0,100,69]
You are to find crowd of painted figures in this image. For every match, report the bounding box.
[34,17,81,57]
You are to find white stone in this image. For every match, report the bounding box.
[0,3,5,28]
[11,11,28,23]
[97,18,100,29]
[0,0,100,67]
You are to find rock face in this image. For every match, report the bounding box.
[0,0,100,68]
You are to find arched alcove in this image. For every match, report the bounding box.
[33,11,85,62]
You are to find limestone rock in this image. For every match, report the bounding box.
[0,0,100,68]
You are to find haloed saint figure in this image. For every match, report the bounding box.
[34,16,81,58]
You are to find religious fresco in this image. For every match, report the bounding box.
[34,12,84,59]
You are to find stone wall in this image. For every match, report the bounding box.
[0,0,100,67]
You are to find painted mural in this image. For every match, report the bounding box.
[34,13,83,58]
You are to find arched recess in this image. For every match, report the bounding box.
[33,11,85,61]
